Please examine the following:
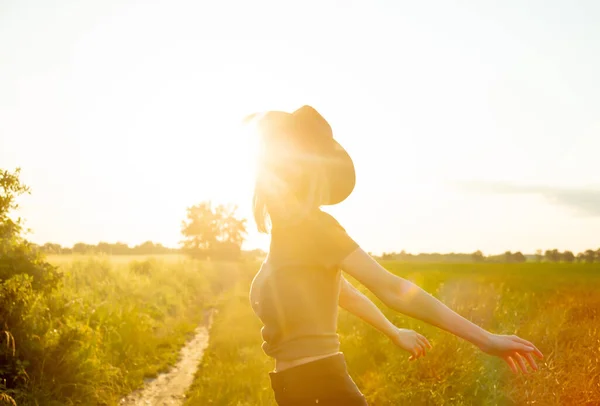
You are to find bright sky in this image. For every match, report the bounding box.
[1,0,599,255]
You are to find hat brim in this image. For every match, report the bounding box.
[245,106,356,206]
[322,139,355,205]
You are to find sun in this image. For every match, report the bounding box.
[195,119,259,208]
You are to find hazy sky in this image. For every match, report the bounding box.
[1,0,599,255]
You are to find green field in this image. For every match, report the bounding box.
[185,261,600,406]
[4,255,599,405]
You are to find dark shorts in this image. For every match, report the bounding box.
[269,353,368,406]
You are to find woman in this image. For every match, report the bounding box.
[246,106,543,405]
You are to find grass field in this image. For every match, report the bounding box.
[4,255,234,406]
[9,255,599,405]
[185,261,600,406]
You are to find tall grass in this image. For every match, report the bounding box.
[7,255,236,405]
[186,262,600,405]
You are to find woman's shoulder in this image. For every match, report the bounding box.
[272,208,348,238]
[313,209,346,230]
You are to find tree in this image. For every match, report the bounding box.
[471,250,485,262]
[380,252,395,260]
[41,242,62,254]
[502,251,526,263]
[180,201,247,260]
[512,251,526,263]
[72,242,94,254]
[544,249,560,263]
[0,168,30,242]
[562,250,575,263]
[97,242,112,254]
[0,168,59,290]
[583,249,596,263]
[132,241,156,255]
[112,242,130,255]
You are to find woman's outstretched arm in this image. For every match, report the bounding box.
[339,276,432,360]
[340,248,544,374]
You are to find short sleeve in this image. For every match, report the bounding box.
[313,211,359,269]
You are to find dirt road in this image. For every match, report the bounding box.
[120,309,215,406]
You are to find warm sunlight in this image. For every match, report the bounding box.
[2,1,600,405]
[4,1,598,253]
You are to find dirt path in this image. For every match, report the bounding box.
[120,309,215,406]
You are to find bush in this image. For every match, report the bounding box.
[0,169,231,404]
[0,169,63,404]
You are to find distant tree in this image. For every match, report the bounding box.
[576,252,586,263]
[512,251,526,263]
[181,202,218,255]
[214,204,247,249]
[583,249,596,263]
[72,242,94,254]
[180,201,247,260]
[501,251,525,263]
[544,249,560,263]
[380,252,395,260]
[112,242,130,255]
[562,250,575,263]
[396,250,415,261]
[471,250,485,262]
[97,242,112,254]
[132,241,156,255]
[41,242,62,254]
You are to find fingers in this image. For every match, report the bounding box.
[407,332,433,362]
[511,335,544,359]
[418,340,427,356]
[503,355,518,374]
[409,340,426,361]
[513,353,529,374]
[418,334,433,350]
[506,352,537,374]
[408,346,421,361]
[523,352,539,371]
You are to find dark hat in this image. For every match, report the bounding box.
[245,105,355,205]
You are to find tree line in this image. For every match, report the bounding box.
[37,240,600,265]
[379,248,600,263]
[33,241,180,255]
[536,248,600,263]
[33,201,249,260]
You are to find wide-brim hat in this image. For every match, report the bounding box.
[244,105,355,205]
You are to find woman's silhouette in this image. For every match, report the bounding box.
[247,106,543,405]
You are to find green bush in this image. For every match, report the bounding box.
[1,169,63,404]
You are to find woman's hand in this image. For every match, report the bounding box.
[479,334,544,374]
[388,328,433,361]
